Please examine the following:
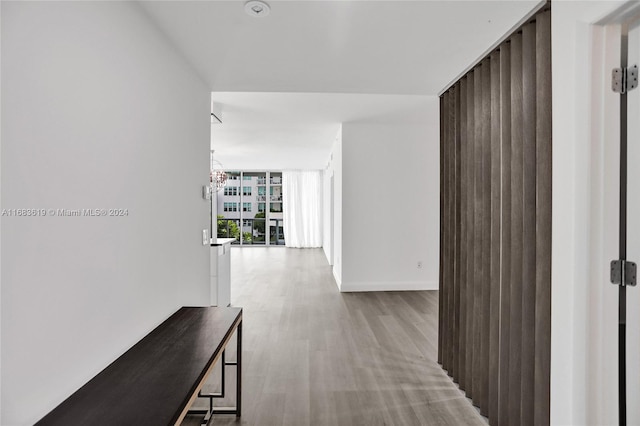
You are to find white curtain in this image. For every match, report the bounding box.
[282,170,323,248]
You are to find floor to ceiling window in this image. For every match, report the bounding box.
[216,171,285,246]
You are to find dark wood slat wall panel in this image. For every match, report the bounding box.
[521,21,537,426]
[508,31,524,426]
[459,77,468,390]
[534,10,552,426]
[488,50,501,425]
[465,72,476,399]
[472,67,483,407]
[498,42,512,426]
[437,8,551,425]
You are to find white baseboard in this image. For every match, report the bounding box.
[339,280,437,292]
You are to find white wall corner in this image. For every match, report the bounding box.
[332,266,342,291]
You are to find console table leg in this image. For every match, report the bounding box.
[236,321,242,417]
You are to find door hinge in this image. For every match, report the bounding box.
[612,64,639,94]
[611,260,637,286]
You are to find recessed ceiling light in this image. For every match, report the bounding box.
[245,1,270,18]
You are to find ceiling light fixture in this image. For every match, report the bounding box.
[245,0,270,18]
[210,150,227,192]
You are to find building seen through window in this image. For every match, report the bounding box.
[216,171,284,246]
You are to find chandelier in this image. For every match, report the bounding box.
[210,150,227,192]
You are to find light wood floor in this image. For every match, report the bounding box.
[184,248,486,426]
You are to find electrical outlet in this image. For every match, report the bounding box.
[203,185,211,200]
[417,261,423,269]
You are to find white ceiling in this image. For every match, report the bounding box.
[140,1,541,169]
[210,92,436,169]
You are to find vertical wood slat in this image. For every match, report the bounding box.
[442,91,451,374]
[521,21,538,426]
[472,66,483,406]
[438,95,444,366]
[445,91,453,374]
[439,94,445,368]
[508,31,524,426]
[441,91,448,372]
[466,71,476,399]
[447,89,456,375]
[535,10,552,426]
[454,85,462,381]
[498,42,512,426]
[480,57,492,416]
[488,50,501,425]
[459,77,468,390]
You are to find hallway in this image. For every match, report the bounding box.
[189,248,486,426]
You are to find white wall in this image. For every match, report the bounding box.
[627,19,640,426]
[627,18,640,425]
[1,2,211,424]
[339,104,439,292]
[551,2,634,425]
[325,129,343,288]
[322,168,332,264]
[322,150,334,266]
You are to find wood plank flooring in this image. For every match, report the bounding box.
[183,248,486,426]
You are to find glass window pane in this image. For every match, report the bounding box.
[214,171,282,246]
[217,171,240,243]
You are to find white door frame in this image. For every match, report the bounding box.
[551,2,640,425]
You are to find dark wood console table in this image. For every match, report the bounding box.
[36,306,242,426]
